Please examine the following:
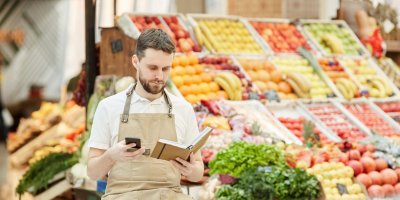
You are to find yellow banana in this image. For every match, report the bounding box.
[194,25,204,45]
[217,72,240,91]
[336,82,352,100]
[368,79,386,98]
[215,77,235,100]
[322,34,345,54]
[374,76,393,96]
[336,78,356,98]
[287,79,310,98]
[286,73,311,93]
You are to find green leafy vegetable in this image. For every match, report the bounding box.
[209,141,286,177]
[216,166,321,200]
[16,152,79,195]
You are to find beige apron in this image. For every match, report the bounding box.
[102,84,191,200]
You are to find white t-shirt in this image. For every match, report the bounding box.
[87,86,200,150]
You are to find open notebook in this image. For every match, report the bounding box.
[150,127,213,161]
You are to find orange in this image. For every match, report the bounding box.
[193,64,204,74]
[207,92,217,100]
[257,70,270,82]
[278,81,292,94]
[179,85,191,96]
[172,76,184,88]
[200,73,213,83]
[267,81,279,91]
[189,84,201,95]
[209,82,220,92]
[185,94,199,104]
[264,62,275,72]
[197,94,208,101]
[170,68,178,77]
[172,57,180,68]
[174,66,185,76]
[188,54,199,65]
[199,82,211,94]
[185,66,196,75]
[216,90,228,99]
[180,56,189,66]
[254,81,268,92]
[247,70,259,81]
[182,75,193,85]
[253,61,264,71]
[192,75,202,84]
[270,70,283,83]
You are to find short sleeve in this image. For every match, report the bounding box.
[183,104,200,145]
[88,101,111,149]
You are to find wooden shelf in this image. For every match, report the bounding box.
[386,40,400,52]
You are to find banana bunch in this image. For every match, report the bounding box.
[286,73,312,98]
[195,21,217,53]
[366,76,393,98]
[214,72,242,100]
[335,78,358,100]
[321,34,345,54]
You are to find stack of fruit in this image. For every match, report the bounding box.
[272,57,334,99]
[342,146,400,198]
[303,22,364,55]
[162,16,201,52]
[277,117,329,143]
[170,54,228,104]
[199,56,255,100]
[376,101,400,124]
[305,104,366,142]
[344,103,400,137]
[377,57,400,88]
[249,21,312,53]
[307,162,367,200]
[340,58,394,98]
[130,15,169,33]
[193,18,264,54]
[238,59,297,100]
[318,58,359,100]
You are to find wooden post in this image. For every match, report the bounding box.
[85,0,97,105]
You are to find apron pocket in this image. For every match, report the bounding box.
[130,159,168,182]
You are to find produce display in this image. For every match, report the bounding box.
[191,16,264,54]
[271,56,334,99]
[343,103,400,137]
[307,162,367,200]
[10,13,400,200]
[303,22,366,55]
[318,58,359,100]
[170,54,228,104]
[249,20,313,53]
[339,58,395,98]
[130,15,201,53]
[304,103,367,142]
[237,58,298,100]
[375,101,400,124]
[266,102,334,144]
[377,57,400,88]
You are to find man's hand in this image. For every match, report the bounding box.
[170,152,204,182]
[105,140,146,163]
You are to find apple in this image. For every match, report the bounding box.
[348,160,364,176]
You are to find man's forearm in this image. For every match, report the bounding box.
[87,151,115,180]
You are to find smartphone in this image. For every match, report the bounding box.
[125,137,141,152]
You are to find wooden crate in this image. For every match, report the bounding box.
[99,28,137,77]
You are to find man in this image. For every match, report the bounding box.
[87,29,203,199]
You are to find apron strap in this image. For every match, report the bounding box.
[121,83,173,123]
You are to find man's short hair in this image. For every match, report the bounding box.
[135,28,176,60]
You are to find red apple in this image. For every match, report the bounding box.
[361,157,376,173]
[349,150,361,160]
[348,160,364,176]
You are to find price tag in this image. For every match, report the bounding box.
[264,90,280,102]
[111,39,123,53]
[336,183,348,195]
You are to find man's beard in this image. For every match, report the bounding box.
[138,71,166,94]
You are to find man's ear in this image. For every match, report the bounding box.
[132,55,138,70]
